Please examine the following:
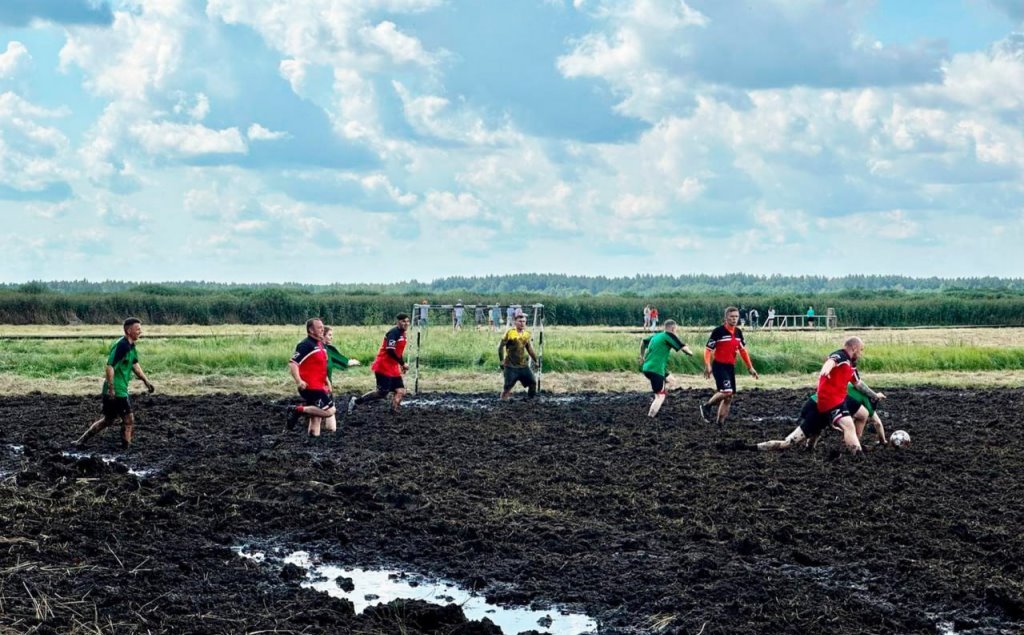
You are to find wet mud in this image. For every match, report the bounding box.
[1,388,1023,634]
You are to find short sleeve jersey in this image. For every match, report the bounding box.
[705,325,746,366]
[642,331,684,375]
[290,336,328,390]
[103,337,138,397]
[500,328,533,367]
[816,349,858,412]
[371,326,407,377]
[454,304,464,319]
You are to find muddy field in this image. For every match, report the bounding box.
[1,388,1023,634]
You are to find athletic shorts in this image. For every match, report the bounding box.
[819,395,861,426]
[712,361,736,393]
[101,394,132,419]
[298,389,334,410]
[503,365,536,390]
[643,370,668,394]
[798,398,831,436]
[375,373,405,394]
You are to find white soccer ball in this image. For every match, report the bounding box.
[890,430,911,448]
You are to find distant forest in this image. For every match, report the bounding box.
[2,275,1024,326]
[5,273,1024,297]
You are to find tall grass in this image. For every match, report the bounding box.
[3,326,1023,382]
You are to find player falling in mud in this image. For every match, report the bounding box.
[498,311,540,399]
[348,313,411,415]
[639,320,695,417]
[286,318,337,438]
[699,306,759,426]
[758,337,885,454]
[318,325,360,434]
[74,317,155,451]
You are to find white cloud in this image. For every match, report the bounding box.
[359,21,433,66]
[247,123,288,141]
[415,191,485,221]
[393,81,522,146]
[0,41,30,78]
[359,173,417,206]
[131,121,247,156]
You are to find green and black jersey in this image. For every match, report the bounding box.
[102,337,138,397]
[641,331,685,376]
[325,343,351,382]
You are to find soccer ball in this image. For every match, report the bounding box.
[890,430,911,448]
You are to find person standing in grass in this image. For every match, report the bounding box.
[639,320,694,418]
[649,306,659,331]
[317,325,360,434]
[699,306,759,426]
[74,317,155,451]
[286,318,337,438]
[453,300,465,331]
[348,314,411,415]
[499,311,539,399]
[490,303,502,332]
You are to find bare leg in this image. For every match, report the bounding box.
[648,393,666,418]
[390,389,406,413]
[307,416,322,437]
[297,405,333,419]
[121,412,135,449]
[716,393,734,424]
[836,416,862,453]
[322,414,337,433]
[76,416,113,446]
[758,425,806,451]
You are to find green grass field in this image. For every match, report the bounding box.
[1,324,1023,395]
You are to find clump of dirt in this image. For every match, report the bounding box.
[1,388,1022,634]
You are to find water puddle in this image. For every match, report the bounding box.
[60,451,156,478]
[236,547,596,634]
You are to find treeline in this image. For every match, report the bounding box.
[6,273,1024,297]
[1,287,1023,326]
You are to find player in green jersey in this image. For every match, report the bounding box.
[639,320,695,418]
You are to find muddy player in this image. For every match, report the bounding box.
[498,311,539,400]
[348,314,411,415]
[757,381,887,451]
[286,318,337,437]
[699,306,759,426]
[319,325,360,434]
[640,320,695,417]
[74,317,155,451]
[813,336,880,454]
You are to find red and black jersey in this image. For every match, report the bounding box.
[705,325,747,366]
[290,336,328,390]
[816,349,859,412]
[371,326,408,378]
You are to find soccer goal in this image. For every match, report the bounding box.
[409,303,545,394]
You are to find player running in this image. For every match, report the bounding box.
[286,318,337,437]
[639,320,695,417]
[74,317,155,451]
[348,314,411,415]
[499,311,539,399]
[699,307,759,426]
[316,325,360,434]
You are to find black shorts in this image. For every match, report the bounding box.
[101,394,132,419]
[798,398,830,436]
[375,373,405,394]
[821,395,862,427]
[503,366,536,390]
[712,361,736,393]
[298,389,334,410]
[643,370,668,394]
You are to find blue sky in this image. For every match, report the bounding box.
[1,0,1022,283]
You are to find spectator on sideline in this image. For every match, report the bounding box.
[807,306,816,327]
[453,300,465,331]
[475,304,485,328]
[649,306,659,331]
[285,318,337,437]
[74,317,155,451]
[416,300,429,327]
[748,308,760,329]
[643,304,652,330]
[739,306,749,327]
[349,314,411,415]
[499,311,539,399]
[765,307,776,329]
[490,303,502,332]
[699,307,759,426]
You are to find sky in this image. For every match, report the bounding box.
[1,0,1023,284]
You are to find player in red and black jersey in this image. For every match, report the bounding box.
[286,317,337,437]
[816,336,883,454]
[348,314,411,415]
[699,306,759,426]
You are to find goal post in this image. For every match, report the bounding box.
[410,303,545,394]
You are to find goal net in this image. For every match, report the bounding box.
[409,303,545,394]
